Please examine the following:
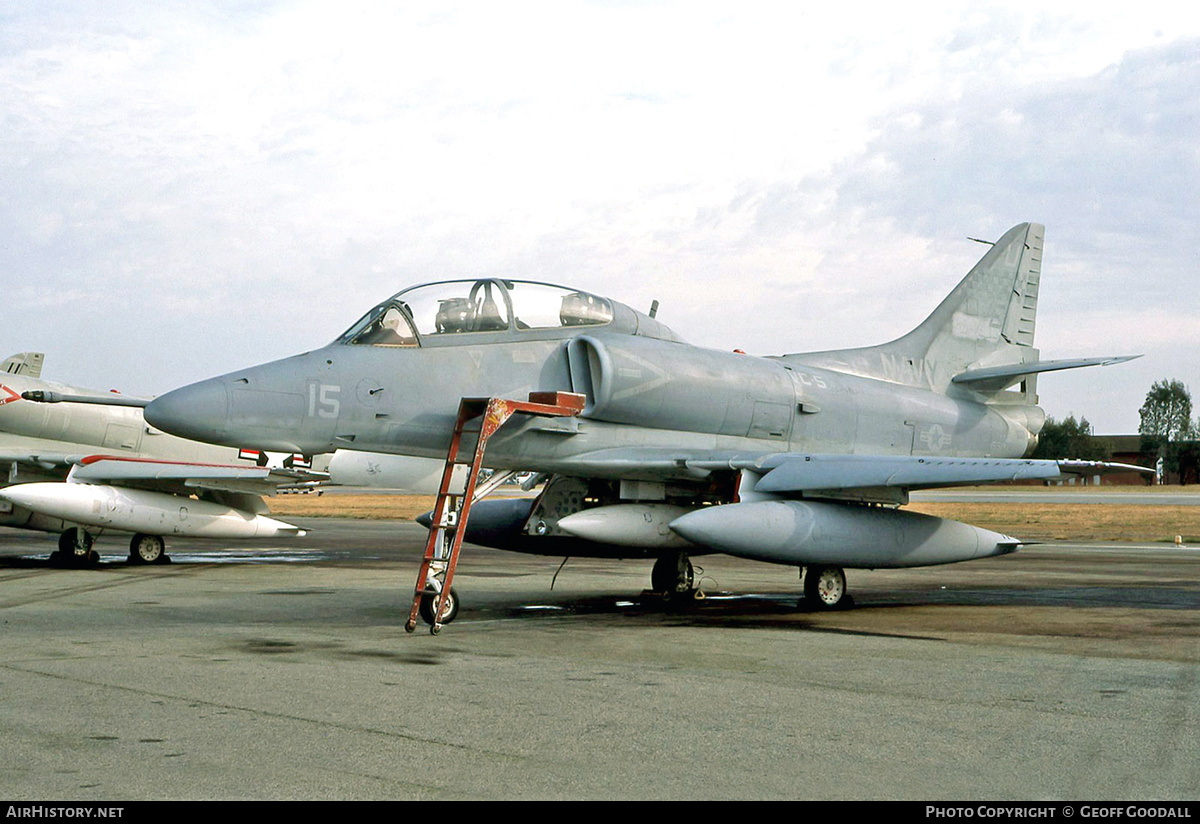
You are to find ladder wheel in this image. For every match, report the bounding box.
[419,587,459,626]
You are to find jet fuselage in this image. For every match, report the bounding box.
[145,323,1037,482]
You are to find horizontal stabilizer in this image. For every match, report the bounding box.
[951,355,1141,391]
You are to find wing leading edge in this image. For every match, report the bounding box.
[748,454,1152,495]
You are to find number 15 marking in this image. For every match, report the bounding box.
[308,383,340,418]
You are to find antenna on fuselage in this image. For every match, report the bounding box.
[649,299,659,319]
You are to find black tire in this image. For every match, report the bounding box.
[58,528,98,567]
[651,551,694,596]
[804,565,848,610]
[128,534,166,565]
[418,587,459,625]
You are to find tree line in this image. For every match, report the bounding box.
[1138,379,1198,484]
[1029,378,1197,484]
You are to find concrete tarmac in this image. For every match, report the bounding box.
[0,519,1197,800]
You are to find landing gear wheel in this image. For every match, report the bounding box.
[128,534,166,565]
[804,565,848,610]
[418,587,459,627]
[56,527,98,567]
[651,551,694,597]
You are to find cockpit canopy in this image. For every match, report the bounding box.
[338,279,616,347]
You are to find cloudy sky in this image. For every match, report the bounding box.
[3,1,1197,434]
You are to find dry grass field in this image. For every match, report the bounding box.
[268,489,1200,543]
[270,493,438,522]
[908,501,1198,542]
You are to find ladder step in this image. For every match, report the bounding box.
[407,392,585,634]
[527,390,587,411]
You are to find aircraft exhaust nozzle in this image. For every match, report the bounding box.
[669,500,1021,568]
[0,483,305,540]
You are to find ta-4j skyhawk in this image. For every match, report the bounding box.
[142,222,1146,620]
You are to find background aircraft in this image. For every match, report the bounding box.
[0,353,318,565]
[142,223,1146,617]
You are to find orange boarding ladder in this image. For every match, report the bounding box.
[405,391,586,635]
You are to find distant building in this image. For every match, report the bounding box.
[1094,435,1155,485]
[1074,435,1199,485]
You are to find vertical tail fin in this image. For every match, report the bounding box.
[900,222,1043,371]
[1,352,45,379]
[789,223,1044,392]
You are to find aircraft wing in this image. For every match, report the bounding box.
[65,455,329,497]
[0,451,77,472]
[554,447,1151,492]
[740,454,1152,495]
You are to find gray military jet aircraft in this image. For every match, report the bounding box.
[143,222,1146,613]
[0,353,316,565]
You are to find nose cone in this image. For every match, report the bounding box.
[146,352,334,453]
[145,378,231,445]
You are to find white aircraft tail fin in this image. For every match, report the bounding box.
[1,352,45,380]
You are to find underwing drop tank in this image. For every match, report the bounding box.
[557,504,697,548]
[669,500,1021,568]
[0,483,305,539]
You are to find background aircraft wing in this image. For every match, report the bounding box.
[65,455,328,497]
[0,451,77,472]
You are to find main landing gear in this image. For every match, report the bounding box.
[803,565,852,610]
[650,550,698,599]
[48,528,172,567]
[128,533,169,565]
[649,554,854,610]
[50,527,99,567]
